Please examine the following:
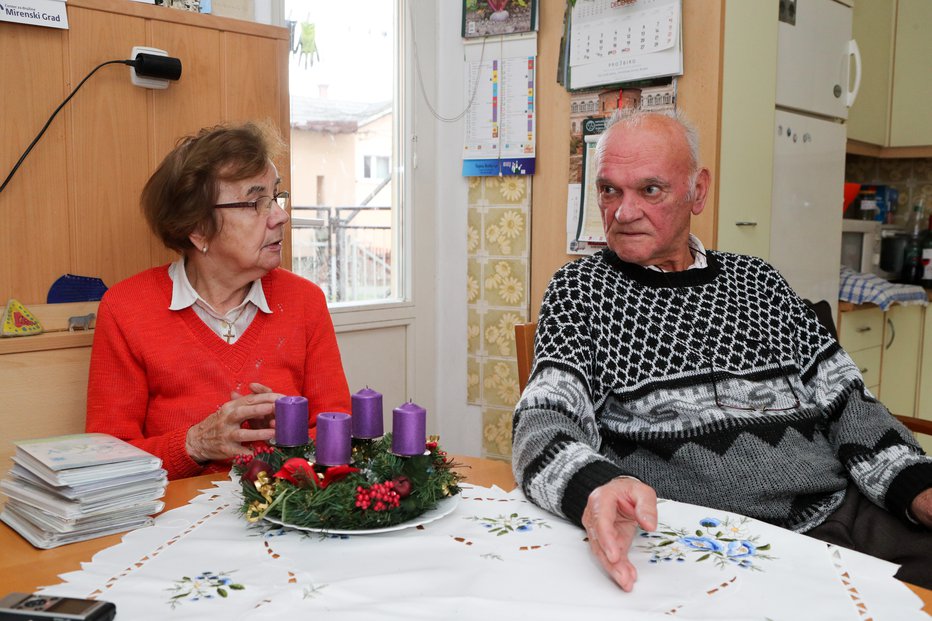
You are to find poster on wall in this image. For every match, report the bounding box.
[462,34,537,177]
[0,0,68,29]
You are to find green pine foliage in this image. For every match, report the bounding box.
[234,434,463,531]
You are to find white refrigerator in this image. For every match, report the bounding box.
[770,0,860,315]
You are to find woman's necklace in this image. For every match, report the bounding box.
[218,304,249,344]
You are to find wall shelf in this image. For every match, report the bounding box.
[0,331,94,355]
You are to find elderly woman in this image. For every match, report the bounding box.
[86,122,350,479]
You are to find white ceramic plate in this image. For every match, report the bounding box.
[264,494,460,535]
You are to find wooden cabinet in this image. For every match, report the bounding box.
[0,0,290,304]
[848,0,932,148]
[878,305,922,417]
[838,307,884,393]
[917,308,932,453]
[847,0,895,146]
[839,304,927,428]
[0,303,97,469]
[917,307,932,422]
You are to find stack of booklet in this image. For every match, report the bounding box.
[0,433,167,548]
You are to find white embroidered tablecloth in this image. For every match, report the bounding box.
[36,481,927,620]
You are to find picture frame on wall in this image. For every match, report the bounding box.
[462,0,538,39]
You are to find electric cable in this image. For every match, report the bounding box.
[0,59,133,195]
[409,0,487,123]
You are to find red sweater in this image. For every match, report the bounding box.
[86,266,351,479]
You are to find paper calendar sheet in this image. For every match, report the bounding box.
[566,0,682,90]
[462,36,537,176]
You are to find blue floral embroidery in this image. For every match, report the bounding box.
[638,516,776,571]
[468,513,551,536]
[166,570,245,609]
[680,536,724,553]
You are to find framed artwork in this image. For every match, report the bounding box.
[462,0,538,39]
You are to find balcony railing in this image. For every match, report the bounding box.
[291,205,394,304]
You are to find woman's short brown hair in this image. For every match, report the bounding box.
[141,121,285,253]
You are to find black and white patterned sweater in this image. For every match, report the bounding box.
[512,249,932,532]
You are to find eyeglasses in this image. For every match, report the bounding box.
[214,191,289,215]
[707,340,802,413]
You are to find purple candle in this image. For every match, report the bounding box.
[275,396,309,447]
[392,401,427,456]
[352,388,384,438]
[316,412,351,466]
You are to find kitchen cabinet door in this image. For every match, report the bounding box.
[917,306,932,423]
[847,0,895,146]
[838,307,884,393]
[888,0,932,147]
[848,0,932,147]
[879,305,922,417]
[914,306,932,455]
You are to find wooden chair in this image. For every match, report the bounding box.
[512,314,932,437]
[514,321,537,393]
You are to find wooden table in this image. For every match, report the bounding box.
[1,456,929,614]
[0,456,514,595]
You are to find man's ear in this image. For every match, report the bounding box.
[690,167,711,216]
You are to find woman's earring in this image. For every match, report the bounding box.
[202,245,208,254]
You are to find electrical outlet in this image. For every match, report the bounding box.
[778,0,797,26]
[130,46,171,89]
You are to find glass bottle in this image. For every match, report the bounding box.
[921,209,932,288]
[902,202,925,284]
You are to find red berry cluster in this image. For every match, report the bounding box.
[355,482,401,512]
[232,453,253,467]
[426,441,450,465]
[233,444,274,468]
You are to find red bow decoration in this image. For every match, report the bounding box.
[319,464,360,489]
[274,459,359,490]
[274,458,317,488]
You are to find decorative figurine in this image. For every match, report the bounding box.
[67,313,96,331]
[1,299,43,337]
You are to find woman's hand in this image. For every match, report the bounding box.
[185,383,282,463]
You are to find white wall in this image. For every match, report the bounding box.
[422,1,482,455]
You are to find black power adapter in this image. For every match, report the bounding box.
[132,52,183,81]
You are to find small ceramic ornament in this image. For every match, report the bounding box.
[1,299,43,337]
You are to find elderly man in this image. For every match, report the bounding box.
[512,108,932,591]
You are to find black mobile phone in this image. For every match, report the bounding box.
[0,593,115,621]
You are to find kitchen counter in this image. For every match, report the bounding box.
[838,287,932,313]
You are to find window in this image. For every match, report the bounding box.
[287,0,401,306]
[363,155,390,180]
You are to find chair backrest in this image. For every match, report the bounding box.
[804,298,837,340]
[514,321,537,393]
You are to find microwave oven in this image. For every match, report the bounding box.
[841,220,893,278]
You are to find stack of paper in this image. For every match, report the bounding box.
[0,433,166,548]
